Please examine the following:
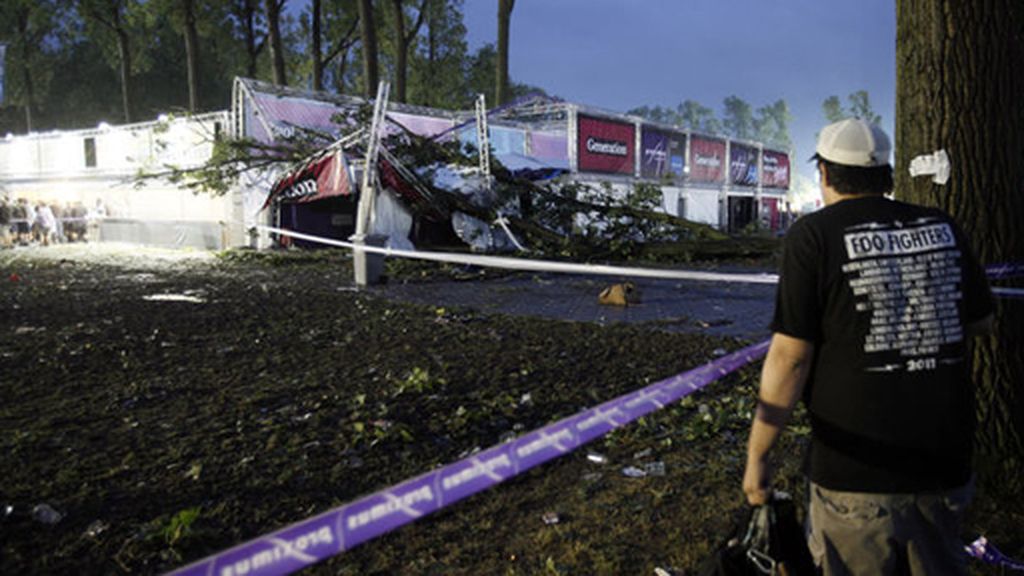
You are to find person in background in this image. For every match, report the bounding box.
[35,202,57,246]
[742,118,994,575]
[0,197,12,248]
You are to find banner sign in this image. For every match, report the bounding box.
[577,114,635,175]
[166,340,771,576]
[729,143,759,187]
[640,127,686,180]
[689,136,726,184]
[264,152,351,208]
[761,150,791,189]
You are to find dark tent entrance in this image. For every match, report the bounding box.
[728,196,756,232]
[276,196,358,248]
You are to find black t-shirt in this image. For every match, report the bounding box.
[772,196,993,493]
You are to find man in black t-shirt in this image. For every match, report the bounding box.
[742,118,993,575]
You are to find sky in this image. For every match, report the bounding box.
[460,0,897,188]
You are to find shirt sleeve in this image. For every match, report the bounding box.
[770,219,823,341]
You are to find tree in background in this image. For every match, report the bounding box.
[680,100,722,135]
[409,0,468,108]
[721,95,754,141]
[0,0,62,132]
[78,0,148,123]
[356,0,378,97]
[227,0,265,78]
[263,0,287,85]
[754,99,792,150]
[821,90,881,125]
[896,0,1024,493]
[385,0,428,103]
[495,0,514,105]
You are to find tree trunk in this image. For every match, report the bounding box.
[311,0,323,91]
[356,0,378,97]
[182,0,201,112]
[265,0,287,86]
[389,0,407,102]
[496,0,513,105]
[240,0,260,77]
[116,27,133,122]
[16,8,36,132]
[895,0,1024,490]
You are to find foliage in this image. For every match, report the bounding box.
[0,0,532,134]
[821,90,881,125]
[629,95,791,149]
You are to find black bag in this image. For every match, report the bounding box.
[698,492,816,576]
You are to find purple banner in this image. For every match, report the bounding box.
[166,340,770,576]
[986,263,1024,280]
[729,143,758,187]
[641,127,685,180]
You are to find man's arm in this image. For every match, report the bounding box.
[742,332,815,505]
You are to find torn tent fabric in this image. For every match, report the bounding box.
[263,151,352,209]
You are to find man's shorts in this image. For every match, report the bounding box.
[808,480,973,576]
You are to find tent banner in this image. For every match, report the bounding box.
[577,114,635,175]
[689,135,726,184]
[729,143,759,187]
[265,151,351,207]
[762,150,791,189]
[640,127,686,180]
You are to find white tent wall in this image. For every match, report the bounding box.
[0,112,244,250]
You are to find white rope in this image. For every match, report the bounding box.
[257,225,780,285]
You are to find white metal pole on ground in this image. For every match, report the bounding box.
[351,81,391,286]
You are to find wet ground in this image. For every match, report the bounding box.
[0,243,1018,575]
[378,269,776,340]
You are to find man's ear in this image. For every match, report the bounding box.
[818,162,829,186]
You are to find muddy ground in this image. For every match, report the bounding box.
[1,244,1020,575]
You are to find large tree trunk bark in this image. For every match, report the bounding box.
[495,0,513,105]
[182,0,201,112]
[265,0,287,86]
[356,0,378,97]
[896,0,1024,490]
[311,0,323,91]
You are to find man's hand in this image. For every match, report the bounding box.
[743,455,772,506]
[741,333,814,506]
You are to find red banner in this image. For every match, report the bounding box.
[265,151,351,207]
[689,136,726,184]
[761,150,791,189]
[577,114,635,175]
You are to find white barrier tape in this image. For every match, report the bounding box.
[257,225,780,285]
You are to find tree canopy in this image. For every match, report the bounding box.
[0,0,537,133]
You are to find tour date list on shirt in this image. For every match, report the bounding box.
[839,218,964,373]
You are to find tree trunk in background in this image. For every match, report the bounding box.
[495,0,513,105]
[311,0,323,91]
[389,0,426,103]
[896,0,1024,492]
[238,0,261,77]
[265,0,287,86]
[356,0,378,97]
[115,27,133,122]
[182,0,200,111]
[16,8,36,131]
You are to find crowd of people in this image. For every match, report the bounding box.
[0,196,107,248]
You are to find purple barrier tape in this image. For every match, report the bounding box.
[966,536,1024,571]
[166,339,770,576]
[987,263,1024,280]
[993,287,1024,299]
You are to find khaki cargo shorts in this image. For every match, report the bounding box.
[808,480,973,575]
